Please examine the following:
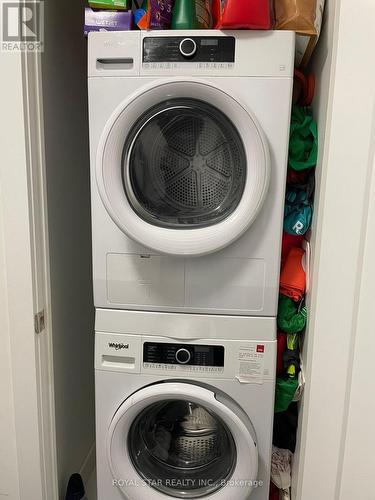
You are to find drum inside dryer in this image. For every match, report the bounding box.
[128,399,236,498]
[122,99,247,228]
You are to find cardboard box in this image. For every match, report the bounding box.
[84,8,133,36]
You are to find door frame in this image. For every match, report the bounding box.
[22,47,59,500]
[3,0,375,498]
[292,0,375,498]
[0,35,58,500]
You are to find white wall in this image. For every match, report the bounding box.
[0,184,20,500]
[0,51,45,500]
[293,0,375,498]
[338,104,375,500]
[335,7,375,492]
[41,0,95,497]
[291,0,338,495]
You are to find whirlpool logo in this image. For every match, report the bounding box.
[108,342,129,351]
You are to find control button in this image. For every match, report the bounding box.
[175,348,191,364]
[179,38,197,58]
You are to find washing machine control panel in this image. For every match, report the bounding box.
[143,36,235,63]
[143,342,224,368]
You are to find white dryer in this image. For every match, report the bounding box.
[95,312,276,500]
[88,30,295,316]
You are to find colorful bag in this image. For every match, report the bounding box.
[277,295,307,334]
[277,331,288,376]
[284,170,315,236]
[280,247,306,302]
[284,197,313,236]
[281,232,304,265]
[275,377,299,413]
[137,0,174,29]
[289,106,318,171]
[212,0,273,29]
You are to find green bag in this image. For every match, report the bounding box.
[274,376,299,413]
[277,294,307,334]
[289,106,318,171]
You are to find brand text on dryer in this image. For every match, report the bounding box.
[108,342,129,350]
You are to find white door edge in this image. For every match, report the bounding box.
[292,0,375,498]
[21,48,58,500]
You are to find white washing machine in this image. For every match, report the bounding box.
[88,30,294,316]
[95,311,276,500]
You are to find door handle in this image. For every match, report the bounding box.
[96,57,134,70]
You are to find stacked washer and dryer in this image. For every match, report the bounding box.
[88,30,295,500]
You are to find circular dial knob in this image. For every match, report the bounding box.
[175,348,191,364]
[179,38,197,58]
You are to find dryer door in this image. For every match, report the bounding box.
[108,382,258,499]
[96,80,270,256]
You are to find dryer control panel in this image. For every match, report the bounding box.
[95,332,277,381]
[143,36,235,63]
[143,342,224,368]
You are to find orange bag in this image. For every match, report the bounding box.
[280,247,306,302]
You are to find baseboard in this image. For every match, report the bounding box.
[79,441,96,487]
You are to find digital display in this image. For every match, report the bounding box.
[143,37,235,63]
[201,39,219,46]
[143,342,224,366]
[197,347,210,353]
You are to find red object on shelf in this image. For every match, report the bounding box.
[212,0,273,29]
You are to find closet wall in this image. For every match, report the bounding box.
[39,3,337,497]
[292,0,337,496]
[41,0,95,497]
[293,0,375,497]
[37,0,375,497]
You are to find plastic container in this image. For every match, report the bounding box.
[172,0,212,29]
[212,0,273,30]
[171,0,195,29]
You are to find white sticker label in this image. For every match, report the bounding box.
[236,345,265,384]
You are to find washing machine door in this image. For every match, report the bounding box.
[108,382,258,499]
[96,80,270,256]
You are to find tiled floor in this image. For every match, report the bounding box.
[85,470,97,500]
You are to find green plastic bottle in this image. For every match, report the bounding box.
[171,0,195,29]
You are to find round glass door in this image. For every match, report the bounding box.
[108,382,258,500]
[123,99,247,228]
[128,400,236,498]
[97,81,270,256]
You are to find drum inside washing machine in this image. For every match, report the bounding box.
[128,399,237,498]
[122,98,247,229]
